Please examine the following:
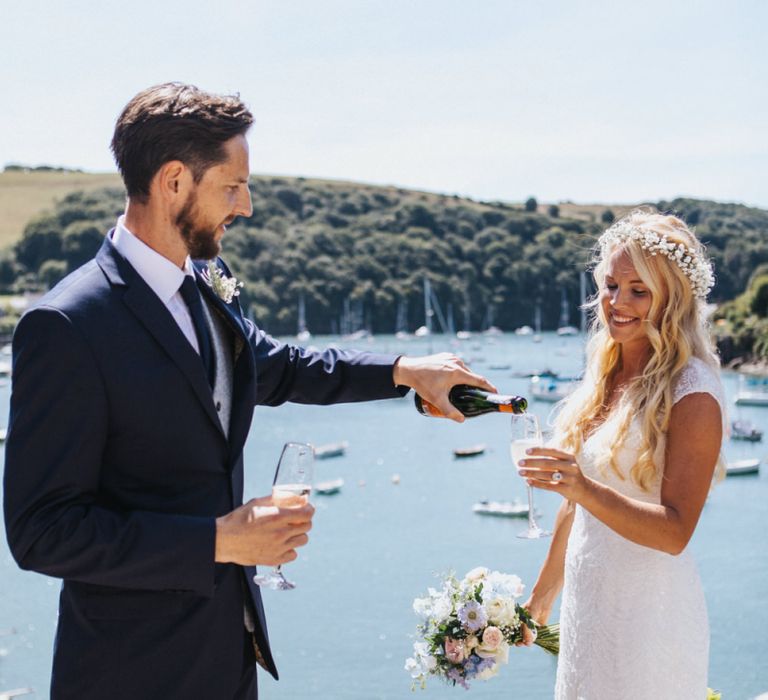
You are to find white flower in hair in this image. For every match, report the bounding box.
[598,221,715,299]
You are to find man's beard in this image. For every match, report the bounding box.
[176,192,222,260]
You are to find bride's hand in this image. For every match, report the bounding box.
[518,447,592,503]
[517,597,550,647]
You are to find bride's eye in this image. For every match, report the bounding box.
[632,289,648,297]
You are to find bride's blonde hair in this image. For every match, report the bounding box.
[554,208,725,490]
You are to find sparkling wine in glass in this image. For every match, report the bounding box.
[253,442,314,591]
[511,414,551,539]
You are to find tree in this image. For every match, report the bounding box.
[548,204,560,218]
[524,197,538,213]
[601,209,615,224]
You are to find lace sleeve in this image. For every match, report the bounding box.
[672,358,727,425]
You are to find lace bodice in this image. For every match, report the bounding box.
[672,356,726,424]
[554,357,721,699]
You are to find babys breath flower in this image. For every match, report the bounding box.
[458,600,488,632]
[598,221,715,299]
[202,261,244,304]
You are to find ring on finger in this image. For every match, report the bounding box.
[552,471,563,482]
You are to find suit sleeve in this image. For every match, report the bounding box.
[242,319,410,407]
[3,307,216,596]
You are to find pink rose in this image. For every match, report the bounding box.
[481,626,504,651]
[444,637,466,664]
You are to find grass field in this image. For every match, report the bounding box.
[0,169,637,249]
[0,170,123,248]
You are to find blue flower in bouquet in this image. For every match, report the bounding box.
[457,599,488,632]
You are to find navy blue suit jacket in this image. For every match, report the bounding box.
[3,236,406,699]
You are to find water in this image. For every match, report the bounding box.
[1,333,767,699]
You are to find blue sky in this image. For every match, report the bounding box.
[1,0,766,206]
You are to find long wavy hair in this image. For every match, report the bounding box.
[554,209,725,490]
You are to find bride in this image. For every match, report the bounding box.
[517,209,725,699]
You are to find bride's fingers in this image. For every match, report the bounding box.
[525,447,577,461]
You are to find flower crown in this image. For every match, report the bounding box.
[598,221,715,299]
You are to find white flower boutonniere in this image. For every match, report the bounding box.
[202,261,244,304]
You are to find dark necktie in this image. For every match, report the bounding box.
[179,275,216,387]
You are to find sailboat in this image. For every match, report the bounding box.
[456,298,472,340]
[297,292,311,343]
[394,298,411,340]
[414,278,433,337]
[533,301,543,343]
[557,289,579,336]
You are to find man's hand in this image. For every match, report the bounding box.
[393,352,496,422]
[214,496,314,566]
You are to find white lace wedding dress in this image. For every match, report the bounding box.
[555,357,725,700]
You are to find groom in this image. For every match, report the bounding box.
[3,82,493,699]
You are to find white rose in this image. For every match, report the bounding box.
[465,566,490,582]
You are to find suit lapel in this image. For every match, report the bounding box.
[96,238,226,440]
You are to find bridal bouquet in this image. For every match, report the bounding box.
[405,567,559,690]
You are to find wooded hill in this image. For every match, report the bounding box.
[2,173,767,351]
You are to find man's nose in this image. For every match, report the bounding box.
[236,184,253,218]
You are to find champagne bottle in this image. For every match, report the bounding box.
[414,384,528,419]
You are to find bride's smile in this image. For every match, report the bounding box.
[600,249,652,350]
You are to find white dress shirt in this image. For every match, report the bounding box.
[111,216,201,354]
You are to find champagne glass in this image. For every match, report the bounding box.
[511,414,551,539]
[253,442,314,590]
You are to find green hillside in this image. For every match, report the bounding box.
[2,170,767,358]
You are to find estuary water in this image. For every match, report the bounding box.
[1,332,766,699]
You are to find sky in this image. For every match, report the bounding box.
[1,0,766,207]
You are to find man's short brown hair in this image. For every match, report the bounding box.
[111,82,254,202]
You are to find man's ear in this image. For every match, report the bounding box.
[152,160,193,203]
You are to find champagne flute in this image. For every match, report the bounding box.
[511,414,551,539]
[253,442,314,591]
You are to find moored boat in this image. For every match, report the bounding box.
[734,375,768,407]
[726,459,761,476]
[472,500,530,518]
[315,478,344,495]
[314,441,349,459]
[731,420,763,442]
[453,444,486,458]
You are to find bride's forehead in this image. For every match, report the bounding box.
[605,249,639,278]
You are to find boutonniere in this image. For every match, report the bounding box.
[202,261,244,304]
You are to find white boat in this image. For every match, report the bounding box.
[456,330,472,340]
[0,689,33,699]
[453,444,486,458]
[414,325,430,337]
[314,441,348,459]
[514,325,533,336]
[734,375,768,407]
[296,293,311,343]
[530,375,578,403]
[731,420,763,442]
[315,478,344,495]
[472,500,530,518]
[726,459,761,476]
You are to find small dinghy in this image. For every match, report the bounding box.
[472,500,530,518]
[314,478,344,495]
[314,441,349,459]
[726,459,761,476]
[453,444,486,459]
[731,420,763,442]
